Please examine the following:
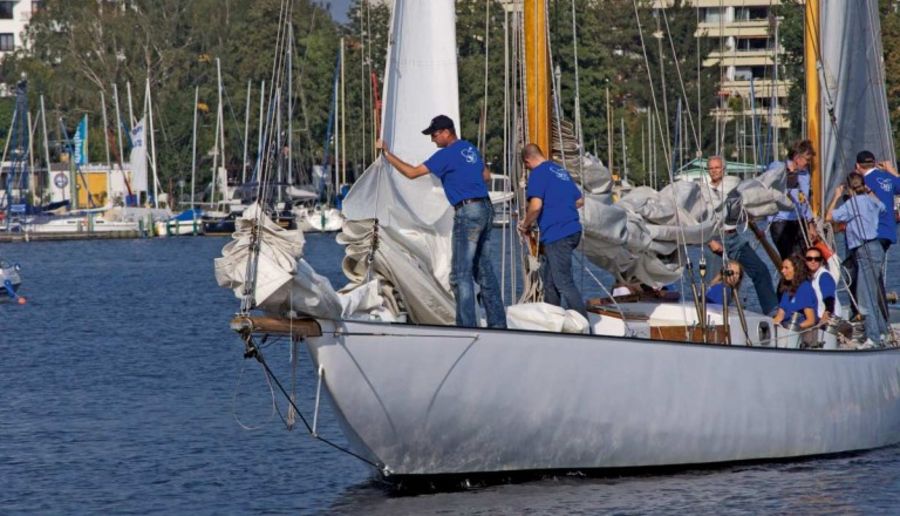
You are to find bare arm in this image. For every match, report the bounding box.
[575,197,584,209]
[483,166,491,184]
[376,139,430,179]
[799,307,817,330]
[517,197,543,236]
[824,185,844,223]
[879,160,899,177]
[772,308,785,326]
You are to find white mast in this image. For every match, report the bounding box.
[145,78,159,208]
[126,81,135,131]
[40,96,51,200]
[112,84,127,201]
[242,80,251,184]
[340,36,346,186]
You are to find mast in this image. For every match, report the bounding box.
[242,81,251,184]
[146,78,159,209]
[340,36,347,187]
[191,86,199,210]
[805,0,821,215]
[524,0,550,155]
[100,91,112,207]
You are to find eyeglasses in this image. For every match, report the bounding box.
[805,256,823,262]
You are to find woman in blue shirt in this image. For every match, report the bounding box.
[705,261,743,305]
[772,255,817,331]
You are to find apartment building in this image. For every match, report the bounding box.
[692,0,790,130]
[0,1,40,59]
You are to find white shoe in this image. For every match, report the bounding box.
[857,338,877,350]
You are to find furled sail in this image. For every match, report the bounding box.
[338,0,459,324]
[819,0,895,200]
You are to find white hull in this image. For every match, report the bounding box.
[305,318,900,477]
[154,219,204,237]
[24,217,140,234]
[295,206,344,233]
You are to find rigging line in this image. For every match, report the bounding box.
[630,0,699,322]
[570,0,586,292]
[631,0,672,175]
[573,253,635,337]
[231,360,278,431]
[545,0,566,165]
[806,2,887,332]
[247,337,381,468]
[660,7,700,153]
[481,0,491,152]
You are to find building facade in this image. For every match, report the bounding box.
[691,0,790,131]
[0,1,40,59]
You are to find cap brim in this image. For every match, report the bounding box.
[421,125,436,135]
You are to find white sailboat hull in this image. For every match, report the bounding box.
[306,319,900,476]
[295,206,344,233]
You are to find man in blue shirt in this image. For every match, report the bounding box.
[826,173,887,345]
[768,140,815,260]
[375,115,506,329]
[517,143,588,319]
[855,150,900,252]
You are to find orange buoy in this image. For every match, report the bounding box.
[17,296,26,305]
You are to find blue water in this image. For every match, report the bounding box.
[3,234,900,514]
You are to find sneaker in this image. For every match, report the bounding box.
[857,338,877,350]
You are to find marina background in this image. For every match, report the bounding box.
[3,233,900,514]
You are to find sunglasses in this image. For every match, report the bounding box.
[805,256,823,262]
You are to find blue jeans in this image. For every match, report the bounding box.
[704,231,778,315]
[540,232,588,319]
[853,240,887,342]
[451,199,506,328]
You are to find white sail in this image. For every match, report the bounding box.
[338,0,459,323]
[819,0,895,197]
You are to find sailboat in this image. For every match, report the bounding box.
[294,41,347,234]
[218,0,900,479]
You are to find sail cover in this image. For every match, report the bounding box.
[819,0,895,200]
[338,0,459,324]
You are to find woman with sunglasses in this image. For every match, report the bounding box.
[772,255,818,335]
[804,248,841,324]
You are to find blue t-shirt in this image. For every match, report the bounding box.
[767,160,812,221]
[778,281,817,327]
[831,194,884,250]
[525,160,583,243]
[705,283,732,305]
[863,169,900,244]
[423,139,489,207]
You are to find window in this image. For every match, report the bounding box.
[0,33,14,52]
[0,1,14,19]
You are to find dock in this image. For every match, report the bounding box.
[0,231,142,242]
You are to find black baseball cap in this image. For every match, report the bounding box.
[421,115,455,135]
[856,150,876,164]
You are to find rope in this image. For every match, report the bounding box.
[241,333,382,469]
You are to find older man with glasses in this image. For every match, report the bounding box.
[701,155,778,315]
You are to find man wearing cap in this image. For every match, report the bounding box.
[856,150,900,253]
[375,115,506,329]
[517,143,588,320]
[702,156,778,315]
